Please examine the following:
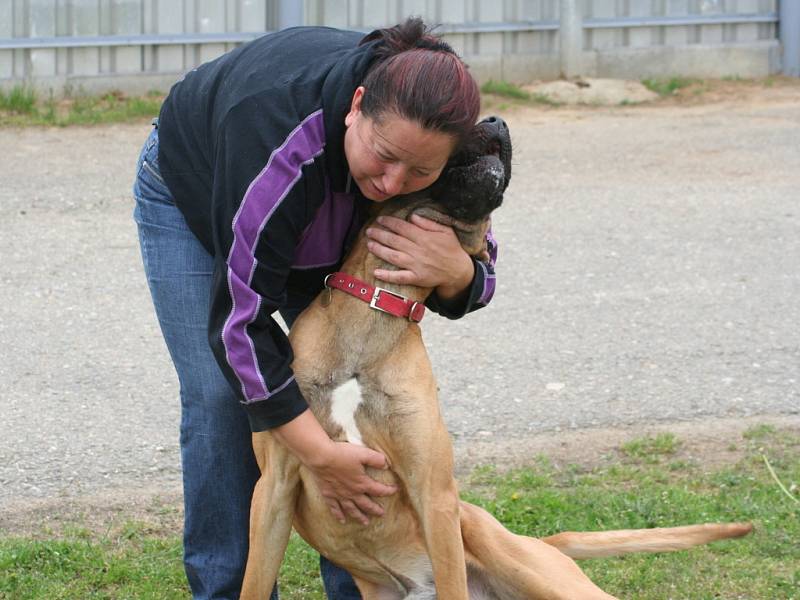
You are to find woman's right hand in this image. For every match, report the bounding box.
[305,440,398,525]
[272,409,397,525]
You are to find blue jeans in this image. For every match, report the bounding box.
[133,125,361,600]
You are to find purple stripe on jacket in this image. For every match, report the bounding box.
[477,262,496,305]
[477,225,498,305]
[293,190,358,269]
[222,110,326,402]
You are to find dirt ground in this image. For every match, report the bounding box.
[1,78,798,534]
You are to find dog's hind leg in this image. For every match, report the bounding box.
[459,501,617,600]
[240,432,302,600]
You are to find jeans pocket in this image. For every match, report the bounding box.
[134,129,173,207]
[142,158,166,186]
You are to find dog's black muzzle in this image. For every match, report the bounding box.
[429,115,513,223]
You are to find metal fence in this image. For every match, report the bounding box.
[0,0,795,96]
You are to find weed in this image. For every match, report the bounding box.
[620,433,680,461]
[743,423,777,440]
[0,85,37,115]
[480,80,562,108]
[481,79,530,100]
[641,77,694,96]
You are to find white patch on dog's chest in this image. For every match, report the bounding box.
[330,378,365,446]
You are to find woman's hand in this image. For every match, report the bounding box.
[306,441,397,525]
[272,409,397,525]
[365,214,474,301]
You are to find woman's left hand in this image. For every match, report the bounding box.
[365,214,474,302]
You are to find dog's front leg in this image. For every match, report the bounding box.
[374,340,470,599]
[240,432,301,600]
[413,450,469,600]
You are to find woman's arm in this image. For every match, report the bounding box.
[273,410,398,525]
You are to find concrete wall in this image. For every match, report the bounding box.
[0,0,783,96]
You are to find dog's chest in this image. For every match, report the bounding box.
[330,378,366,445]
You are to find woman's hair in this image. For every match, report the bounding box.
[359,18,480,149]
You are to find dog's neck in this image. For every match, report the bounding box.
[339,197,438,305]
[319,197,489,373]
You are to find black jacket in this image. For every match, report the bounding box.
[157,26,498,431]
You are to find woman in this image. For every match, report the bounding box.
[133,18,498,600]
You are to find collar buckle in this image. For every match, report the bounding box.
[369,286,406,313]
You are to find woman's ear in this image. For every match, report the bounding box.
[345,86,366,128]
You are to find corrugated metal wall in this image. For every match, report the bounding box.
[0,0,279,81]
[578,0,776,49]
[306,0,777,55]
[0,0,782,94]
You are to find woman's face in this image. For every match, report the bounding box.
[343,86,456,201]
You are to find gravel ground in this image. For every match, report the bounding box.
[1,82,798,513]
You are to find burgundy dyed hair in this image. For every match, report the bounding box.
[359,18,480,150]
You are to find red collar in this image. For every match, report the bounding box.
[324,272,425,323]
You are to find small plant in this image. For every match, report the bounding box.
[641,77,694,96]
[743,423,777,440]
[481,80,561,107]
[481,79,531,100]
[621,433,680,461]
[0,85,38,115]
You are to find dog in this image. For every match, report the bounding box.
[241,116,751,599]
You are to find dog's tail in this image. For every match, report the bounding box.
[541,522,753,559]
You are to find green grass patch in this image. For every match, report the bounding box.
[0,85,38,115]
[481,79,531,100]
[0,85,163,127]
[620,432,680,462]
[641,76,695,96]
[2,425,797,598]
[481,79,561,108]
[744,423,778,440]
[0,523,186,599]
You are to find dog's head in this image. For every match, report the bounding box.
[425,115,512,223]
[372,115,511,258]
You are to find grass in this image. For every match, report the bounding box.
[480,79,561,107]
[0,85,163,127]
[1,426,798,599]
[0,85,38,115]
[641,76,696,96]
[620,432,680,461]
[481,79,531,100]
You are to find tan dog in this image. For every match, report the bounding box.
[241,118,751,599]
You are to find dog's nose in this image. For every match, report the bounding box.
[482,115,508,131]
